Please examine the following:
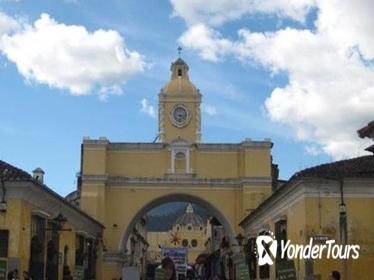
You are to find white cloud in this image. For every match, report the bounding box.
[170,0,315,26]
[315,0,374,61]
[178,24,233,62]
[98,85,123,102]
[0,13,145,96]
[305,145,322,156]
[140,98,156,118]
[202,104,217,116]
[0,11,21,37]
[178,0,374,159]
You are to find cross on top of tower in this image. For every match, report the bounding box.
[177,46,182,58]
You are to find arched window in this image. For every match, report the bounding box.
[63,245,69,266]
[175,152,185,160]
[175,152,186,173]
[182,239,189,247]
[191,239,198,247]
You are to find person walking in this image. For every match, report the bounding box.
[328,270,340,280]
[7,269,18,280]
[162,257,176,280]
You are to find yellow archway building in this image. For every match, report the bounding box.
[79,57,275,279]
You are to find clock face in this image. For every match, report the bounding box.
[171,105,190,127]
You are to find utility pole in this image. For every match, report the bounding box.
[338,178,348,280]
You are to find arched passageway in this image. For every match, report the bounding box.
[119,192,238,251]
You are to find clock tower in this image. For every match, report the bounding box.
[158,57,202,143]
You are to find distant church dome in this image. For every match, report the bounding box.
[174,204,204,227]
[161,58,200,96]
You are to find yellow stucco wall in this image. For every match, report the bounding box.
[106,150,169,177]
[81,183,106,223]
[0,199,32,275]
[247,195,374,280]
[82,143,272,179]
[304,196,374,280]
[193,151,239,178]
[0,198,94,280]
[82,146,107,175]
[243,149,272,177]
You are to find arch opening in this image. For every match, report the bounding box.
[119,193,238,253]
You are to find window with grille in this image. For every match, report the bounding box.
[0,230,9,258]
[275,219,288,278]
[246,237,257,279]
[31,215,46,240]
[275,219,287,261]
[75,235,85,266]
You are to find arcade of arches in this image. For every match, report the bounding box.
[79,57,277,279]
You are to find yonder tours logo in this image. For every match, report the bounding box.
[256,231,360,266]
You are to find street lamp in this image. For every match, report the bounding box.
[324,176,347,243]
[46,213,71,231]
[325,176,347,279]
[235,233,245,247]
[0,168,9,212]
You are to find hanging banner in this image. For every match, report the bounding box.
[235,260,250,280]
[73,265,84,280]
[277,260,297,280]
[161,248,188,278]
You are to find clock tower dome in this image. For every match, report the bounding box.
[158,57,202,143]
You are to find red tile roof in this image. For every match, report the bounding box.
[240,155,374,227]
[291,155,374,179]
[0,160,104,228]
[0,160,33,181]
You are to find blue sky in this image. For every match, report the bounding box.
[1,0,373,196]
